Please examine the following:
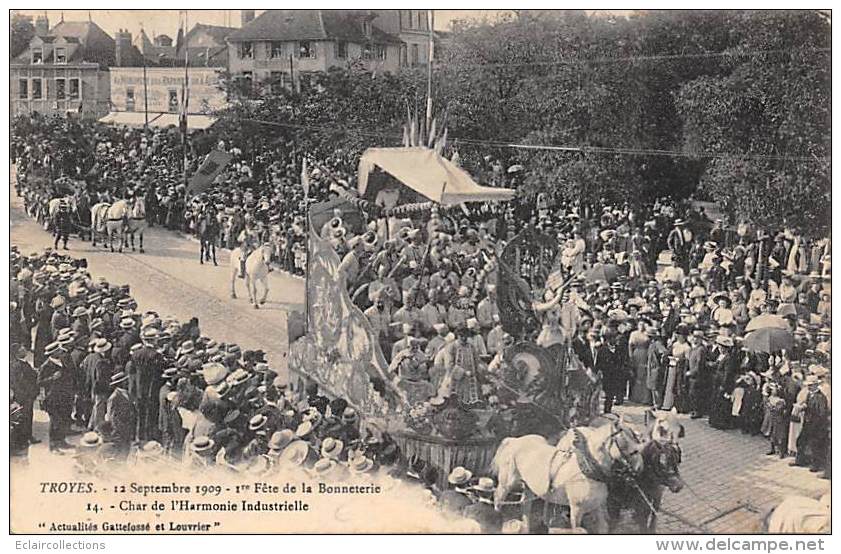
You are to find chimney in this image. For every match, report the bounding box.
[115,28,133,67]
[35,15,50,36]
[241,10,255,27]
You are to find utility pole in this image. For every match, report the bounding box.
[425,9,435,137]
[142,53,149,129]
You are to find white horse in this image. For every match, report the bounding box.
[124,196,147,253]
[492,416,645,533]
[90,202,111,248]
[230,244,273,308]
[102,200,132,252]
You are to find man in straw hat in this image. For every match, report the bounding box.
[105,371,136,460]
[85,338,114,432]
[37,341,75,452]
[131,327,165,442]
[11,342,39,446]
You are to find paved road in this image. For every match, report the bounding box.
[613,404,829,533]
[10,170,306,380]
[10,170,829,534]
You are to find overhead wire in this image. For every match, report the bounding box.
[237,117,829,164]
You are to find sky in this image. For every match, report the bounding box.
[15,9,509,41]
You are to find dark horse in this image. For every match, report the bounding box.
[607,440,684,533]
[198,208,219,266]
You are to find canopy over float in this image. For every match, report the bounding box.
[357,147,516,206]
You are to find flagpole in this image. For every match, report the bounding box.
[425,9,434,136]
[302,157,310,335]
[182,10,190,189]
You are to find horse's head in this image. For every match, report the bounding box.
[642,440,684,493]
[644,407,685,446]
[132,197,146,219]
[593,415,646,476]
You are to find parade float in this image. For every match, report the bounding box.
[288,131,602,487]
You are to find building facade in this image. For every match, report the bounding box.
[10,17,114,119]
[226,10,411,89]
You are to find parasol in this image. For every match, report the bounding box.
[744,328,794,354]
[745,313,790,332]
[582,263,621,283]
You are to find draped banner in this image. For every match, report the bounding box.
[187,149,232,195]
[288,223,407,417]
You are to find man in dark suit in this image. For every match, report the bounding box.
[686,330,710,418]
[37,341,75,452]
[10,343,39,446]
[595,326,624,414]
[105,371,137,461]
[130,328,165,442]
[571,319,595,370]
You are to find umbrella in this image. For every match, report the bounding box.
[744,328,794,354]
[745,313,790,332]
[582,263,621,283]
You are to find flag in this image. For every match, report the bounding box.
[187,149,232,195]
[301,158,310,197]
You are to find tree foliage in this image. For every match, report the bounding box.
[10,11,35,60]
[214,10,830,236]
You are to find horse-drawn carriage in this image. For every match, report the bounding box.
[288,146,686,533]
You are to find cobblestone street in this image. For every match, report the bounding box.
[614,405,830,533]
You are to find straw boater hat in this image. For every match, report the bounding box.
[190,436,215,454]
[249,414,268,432]
[79,432,103,449]
[268,430,296,452]
[93,338,112,354]
[295,420,314,439]
[72,306,89,318]
[349,455,375,474]
[138,441,164,459]
[50,295,65,309]
[110,372,129,387]
[201,362,229,386]
[448,466,473,486]
[320,437,344,460]
[312,458,342,479]
[471,477,496,494]
[280,440,311,466]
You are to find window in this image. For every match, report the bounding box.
[32,78,42,99]
[56,78,66,100]
[19,79,28,99]
[240,42,253,59]
[168,89,178,112]
[411,44,419,65]
[69,78,80,99]
[335,41,347,59]
[400,44,408,67]
[362,21,372,37]
[126,87,136,111]
[55,47,67,64]
[32,48,43,64]
[298,41,313,58]
[375,44,386,61]
[419,11,428,31]
[270,41,284,59]
[409,11,415,29]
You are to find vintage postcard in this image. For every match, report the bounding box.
[7,7,831,536]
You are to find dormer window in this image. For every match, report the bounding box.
[32,48,43,64]
[362,20,372,37]
[55,47,67,64]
